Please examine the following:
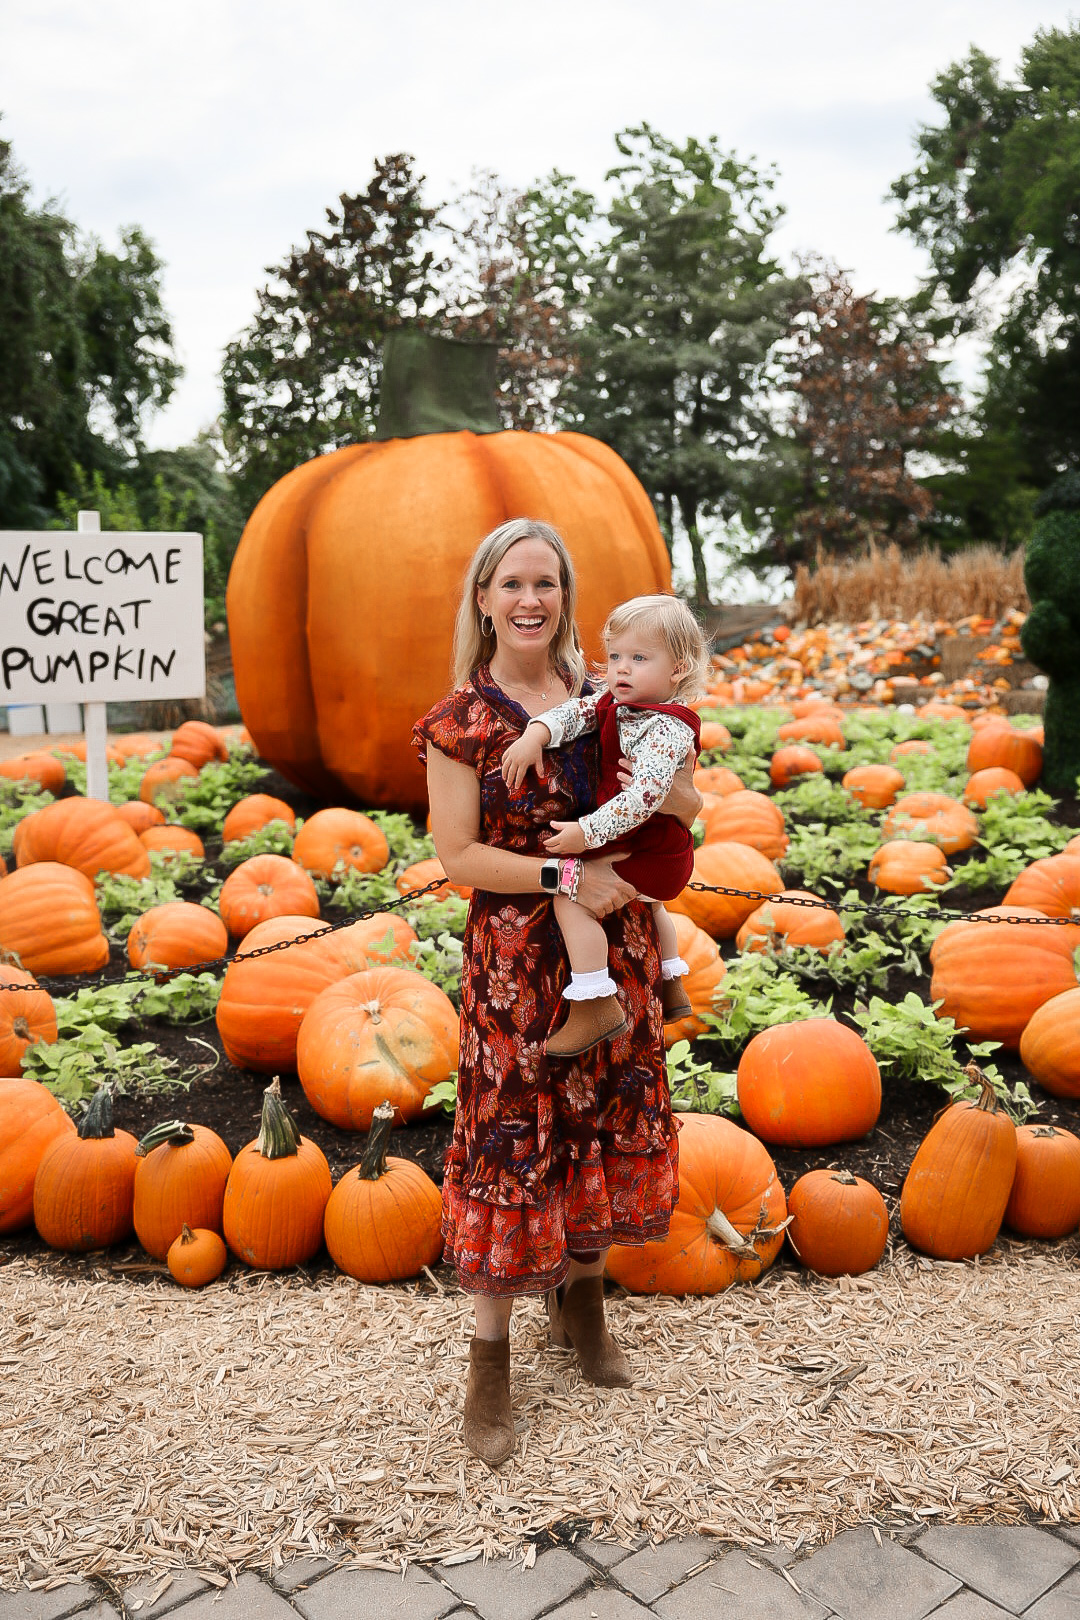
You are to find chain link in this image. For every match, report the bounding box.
[0,877,449,996]
[685,880,1075,926]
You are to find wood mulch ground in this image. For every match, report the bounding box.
[3,1242,1079,1590]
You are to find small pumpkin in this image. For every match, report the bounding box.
[667,842,782,939]
[735,889,844,955]
[694,789,788,862]
[768,746,823,789]
[168,720,228,770]
[297,967,459,1129]
[890,739,934,761]
[0,752,66,794]
[606,1112,788,1294]
[394,857,472,901]
[323,1100,443,1281]
[697,721,732,753]
[693,768,745,801]
[777,715,845,749]
[292,807,390,878]
[900,1066,1018,1260]
[663,913,727,1047]
[882,792,978,855]
[0,862,110,976]
[0,1076,75,1233]
[1003,1124,1080,1239]
[167,1223,228,1287]
[33,1086,139,1252]
[0,965,57,1077]
[737,1017,881,1147]
[868,840,950,895]
[127,901,228,971]
[786,1169,889,1276]
[134,1120,233,1259]
[966,722,1043,787]
[842,764,905,810]
[139,755,199,805]
[962,767,1026,809]
[113,800,166,834]
[222,1077,332,1269]
[218,853,320,939]
[221,793,297,844]
[139,825,205,860]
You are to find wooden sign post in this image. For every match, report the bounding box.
[0,514,206,801]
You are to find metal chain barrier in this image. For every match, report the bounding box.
[3,872,1075,1000]
[0,877,450,996]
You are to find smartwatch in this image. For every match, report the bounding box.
[539,858,560,893]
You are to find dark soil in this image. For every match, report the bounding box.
[6,758,1080,1273]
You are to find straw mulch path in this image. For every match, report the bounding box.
[3,1240,1079,1590]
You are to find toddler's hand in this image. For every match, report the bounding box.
[502,732,546,791]
[544,820,587,855]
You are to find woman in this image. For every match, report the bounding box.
[412,518,701,1466]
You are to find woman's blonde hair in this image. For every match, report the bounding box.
[452,518,588,691]
[602,595,711,701]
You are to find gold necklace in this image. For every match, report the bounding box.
[494,668,557,701]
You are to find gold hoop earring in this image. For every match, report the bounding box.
[481,615,493,636]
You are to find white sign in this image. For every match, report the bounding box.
[0,530,206,705]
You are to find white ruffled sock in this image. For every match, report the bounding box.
[661,956,689,981]
[563,969,620,1002]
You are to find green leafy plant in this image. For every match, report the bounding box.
[849,891,950,958]
[95,870,184,939]
[22,1032,185,1106]
[171,756,269,831]
[219,821,297,864]
[769,934,916,992]
[423,1073,458,1115]
[850,993,1035,1119]
[774,774,874,826]
[0,779,51,857]
[409,932,463,1004]
[701,952,828,1053]
[325,864,402,913]
[405,893,469,942]
[132,971,222,1023]
[369,810,434,867]
[147,849,206,885]
[666,1039,739,1116]
[783,819,882,888]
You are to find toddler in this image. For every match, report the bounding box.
[502,594,707,1057]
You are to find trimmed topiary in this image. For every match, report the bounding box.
[1021,472,1080,795]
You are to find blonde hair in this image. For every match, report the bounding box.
[602,595,711,701]
[452,518,588,692]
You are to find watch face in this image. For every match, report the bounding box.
[541,861,559,891]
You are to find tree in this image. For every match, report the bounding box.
[0,130,178,527]
[221,155,444,516]
[549,125,803,605]
[891,25,1080,489]
[765,266,958,567]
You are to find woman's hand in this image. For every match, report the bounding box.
[544,820,587,855]
[575,858,637,919]
[658,748,704,828]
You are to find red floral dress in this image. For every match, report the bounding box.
[412,664,679,1297]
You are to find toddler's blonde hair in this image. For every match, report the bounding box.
[602,595,710,701]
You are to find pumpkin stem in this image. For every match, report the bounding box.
[178,1224,196,1245]
[78,1085,116,1140]
[359,1102,396,1180]
[831,1170,859,1187]
[706,1200,794,1257]
[965,1062,1001,1113]
[256,1076,302,1160]
[136,1119,195,1157]
[375,328,500,440]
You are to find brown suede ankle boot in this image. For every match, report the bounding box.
[463,1335,514,1465]
[547,1276,632,1387]
[661,977,693,1022]
[545,995,627,1058]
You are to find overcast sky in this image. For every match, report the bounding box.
[3,0,1076,452]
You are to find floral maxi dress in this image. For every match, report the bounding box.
[412,664,680,1297]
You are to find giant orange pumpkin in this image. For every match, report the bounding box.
[735,890,844,955]
[1004,854,1080,919]
[695,790,788,862]
[227,379,671,811]
[605,1113,787,1295]
[127,901,228,972]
